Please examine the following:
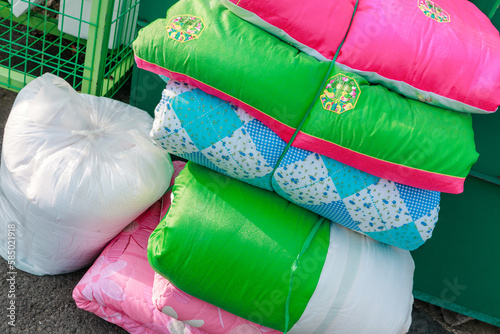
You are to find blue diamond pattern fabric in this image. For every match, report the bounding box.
[273,148,439,249]
[245,119,286,167]
[274,181,362,233]
[172,89,243,150]
[395,183,441,221]
[177,151,227,176]
[365,223,424,248]
[152,81,276,191]
[322,156,380,199]
[278,146,311,168]
[151,80,442,250]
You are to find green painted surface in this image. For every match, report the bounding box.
[82,0,113,95]
[412,176,500,327]
[469,0,500,19]
[137,0,179,23]
[129,65,166,117]
[413,4,500,327]
[470,111,500,183]
[129,0,179,114]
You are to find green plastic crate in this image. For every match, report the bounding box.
[0,0,140,96]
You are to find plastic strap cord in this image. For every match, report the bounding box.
[271,0,360,179]
[283,217,326,333]
[159,184,175,225]
[165,184,174,194]
[280,2,359,332]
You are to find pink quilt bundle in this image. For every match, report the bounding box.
[73,161,204,334]
[220,0,500,114]
[152,273,281,334]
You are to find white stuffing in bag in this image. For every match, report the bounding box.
[0,73,173,275]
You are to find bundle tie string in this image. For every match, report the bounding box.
[280,2,359,333]
[271,0,360,179]
[283,217,326,333]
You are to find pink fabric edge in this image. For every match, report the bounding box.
[73,297,159,334]
[136,56,465,194]
[152,273,283,334]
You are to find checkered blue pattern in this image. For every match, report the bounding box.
[278,146,311,167]
[245,119,286,166]
[273,149,440,249]
[151,80,441,250]
[151,81,277,191]
[323,157,379,198]
[395,183,441,221]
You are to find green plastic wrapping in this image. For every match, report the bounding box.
[148,162,329,331]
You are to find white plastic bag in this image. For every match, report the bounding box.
[0,73,173,275]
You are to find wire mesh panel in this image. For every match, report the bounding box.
[0,0,139,96]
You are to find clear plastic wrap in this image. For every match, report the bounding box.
[0,73,173,275]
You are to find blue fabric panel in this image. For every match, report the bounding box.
[172,89,243,150]
[396,183,440,221]
[177,151,227,176]
[365,223,424,251]
[245,119,286,167]
[322,156,379,199]
[151,81,441,250]
[278,146,311,168]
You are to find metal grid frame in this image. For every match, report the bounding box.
[0,0,139,96]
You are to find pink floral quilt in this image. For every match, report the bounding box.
[152,272,281,334]
[73,161,205,334]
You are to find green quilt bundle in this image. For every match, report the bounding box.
[148,162,415,333]
[133,0,478,194]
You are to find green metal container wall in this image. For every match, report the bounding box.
[411,0,500,327]
[130,64,167,117]
[469,113,500,181]
[129,0,178,116]
[412,176,500,326]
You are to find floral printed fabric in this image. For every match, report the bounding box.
[152,273,282,334]
[151,81,441,250]
[73,161,206,334]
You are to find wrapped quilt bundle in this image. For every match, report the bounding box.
[0,73,173,275]
[133,0,478,195]
[220,0,500,114]
[148,162,415,334]
[151,80,440,251]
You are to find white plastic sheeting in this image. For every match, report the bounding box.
[0,73,173,275]
[290,223,414,334]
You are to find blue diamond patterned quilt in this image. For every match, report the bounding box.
[151,80,441,250]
